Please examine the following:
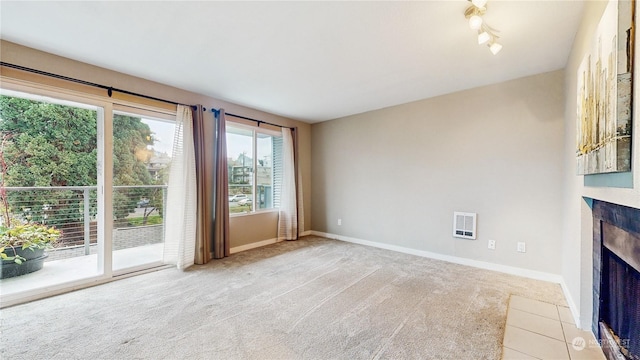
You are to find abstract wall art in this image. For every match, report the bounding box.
[577,0,634,175]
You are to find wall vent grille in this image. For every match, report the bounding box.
[453,212,477,240]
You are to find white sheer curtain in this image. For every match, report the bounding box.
[163,105,197,269]
[278,128,298,240]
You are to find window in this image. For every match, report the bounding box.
[226,123,282,214]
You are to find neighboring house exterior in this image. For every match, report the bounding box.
[147,152,171,182]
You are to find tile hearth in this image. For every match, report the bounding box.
[502,295,605,360]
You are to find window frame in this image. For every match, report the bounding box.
[226,121,281,216]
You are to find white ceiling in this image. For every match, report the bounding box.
[0,1,584,123]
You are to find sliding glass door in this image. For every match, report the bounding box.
[0,88,105,297]
[0,86,175,303]
[111,110,175,273]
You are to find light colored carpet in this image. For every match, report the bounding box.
[0,236,566,359]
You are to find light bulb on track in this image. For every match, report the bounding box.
[477,31,490,45]
[472,0,488,9]
[468,15,483,30]
[489,42,503,55]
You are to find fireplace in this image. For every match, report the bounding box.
[592,200,640,360]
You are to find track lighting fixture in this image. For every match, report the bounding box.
[464,0,502,55]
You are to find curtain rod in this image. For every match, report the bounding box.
[210,109,294,131]
[1,62,193,108]
[1,62,295,131]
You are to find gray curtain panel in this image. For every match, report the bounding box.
[193,105,213,264]
[293,127,302,237]
[212,109,230,258]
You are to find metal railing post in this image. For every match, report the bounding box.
[162,187,167,243]
[83,187,90,255]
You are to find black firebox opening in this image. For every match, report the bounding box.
[599,247,640,360]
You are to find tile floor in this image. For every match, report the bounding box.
[502,295,606,360]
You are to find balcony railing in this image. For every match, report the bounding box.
[2,185,167,257]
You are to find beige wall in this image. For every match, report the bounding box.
[562,1,640,329]
[311,70,565,274]
[0,40,312,248]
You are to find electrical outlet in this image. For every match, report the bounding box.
[337,218,342,226]
[517,242,526,253]
[488,240,496,250]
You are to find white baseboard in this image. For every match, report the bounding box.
[560,279,583,329]
[300,230,312,236]
[310,231,565,284]
[230,238,281,254]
